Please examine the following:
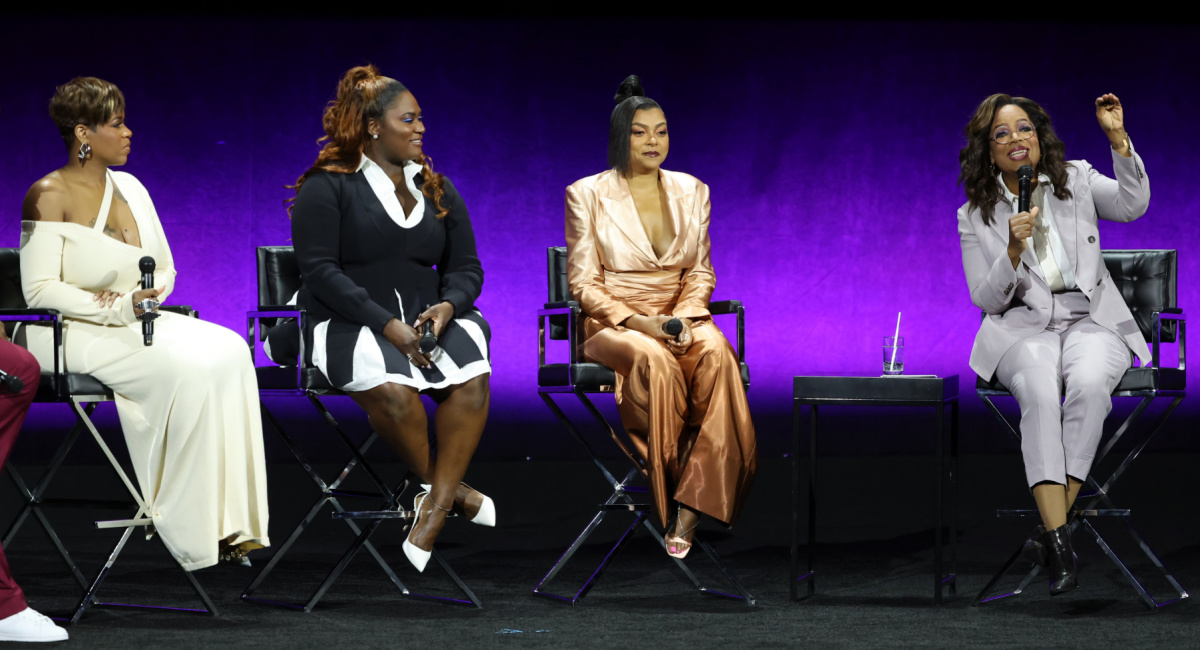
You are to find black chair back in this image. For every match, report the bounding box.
[547,246,570,341]
[0,248,26,311]
[1102,249,1177,344]
[257,246,301,308]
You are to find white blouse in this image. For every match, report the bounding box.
[356,155,425,228]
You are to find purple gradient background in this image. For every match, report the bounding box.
[2,17,1197,458]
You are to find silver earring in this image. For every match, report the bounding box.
[77,142,92,161]
[372,134,378,140]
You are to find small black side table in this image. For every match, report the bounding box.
[791,374,959,604]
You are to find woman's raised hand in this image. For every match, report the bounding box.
[1007,206,1038,269]
[1095,93,1130,154]
[383,318,432,369]
[93,289,124,309]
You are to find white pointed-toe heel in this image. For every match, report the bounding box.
[403,492,434,572]
[421,482,496,527]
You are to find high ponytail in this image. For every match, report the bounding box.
[608,74,662,175]
[287,65,447,219]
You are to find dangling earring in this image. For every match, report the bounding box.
[78,142,92,162]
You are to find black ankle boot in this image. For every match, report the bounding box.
[1021,525,1048,567]
[1044,525,1078,596]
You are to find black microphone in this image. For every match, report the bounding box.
[664,318,683,338]
[1017,165,1033,214]
[0,368,24,394]
[138,256,159,346]
[419,304,437,354]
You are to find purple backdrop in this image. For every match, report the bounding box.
[2,17,1197,458]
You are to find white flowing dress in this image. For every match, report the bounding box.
[18,170,269,571]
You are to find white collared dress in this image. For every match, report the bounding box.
[292,158,491,392]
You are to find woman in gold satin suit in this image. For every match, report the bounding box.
[565,75,757,558]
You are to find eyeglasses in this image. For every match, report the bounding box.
[990,124,1037,145]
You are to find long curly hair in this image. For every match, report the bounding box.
[287,65,446,218]
[958,94,1072,226]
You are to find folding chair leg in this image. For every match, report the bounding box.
[70,525,218,624]
[533,508,646,605]
[246,396,479,610]
[692,537,756,604]
[972,542,1042,606]
[1079,518,1189,610]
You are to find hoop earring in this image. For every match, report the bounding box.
[77,142,92,162]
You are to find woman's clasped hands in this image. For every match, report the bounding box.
[382,301,454,370]
[625,313,694,355]
[92,287,161,317]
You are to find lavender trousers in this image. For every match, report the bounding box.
[995,291,1132,488]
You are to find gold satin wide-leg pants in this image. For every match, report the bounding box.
[583,320,757,527]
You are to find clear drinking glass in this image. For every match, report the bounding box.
[883,336,904,375]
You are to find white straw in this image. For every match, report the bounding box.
[889,311,902,370]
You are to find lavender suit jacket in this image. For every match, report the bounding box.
[957,143,1152,380]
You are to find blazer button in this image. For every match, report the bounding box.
[1088,236,1096,243]
[1026,306,1033,311]
[1097,278,1103,286]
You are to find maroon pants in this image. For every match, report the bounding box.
[0,340,39,619]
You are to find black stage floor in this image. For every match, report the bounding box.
[4,455,1198,648]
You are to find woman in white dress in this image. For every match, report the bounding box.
[18,77,269,571]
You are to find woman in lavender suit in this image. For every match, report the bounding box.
[956,93,1149,596]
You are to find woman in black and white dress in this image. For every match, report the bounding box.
[290,65,493,572]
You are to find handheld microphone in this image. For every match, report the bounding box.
[419,304,437,354]
[1017,165,1033,214]
[664,318,683,338]
[0,368,24,394]
[138,256,159,346]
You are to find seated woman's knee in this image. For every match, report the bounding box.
[366,383,421,423]
[451,374,489,411]
[1065,374,1112,401]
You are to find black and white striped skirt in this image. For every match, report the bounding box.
[311,309,491,392]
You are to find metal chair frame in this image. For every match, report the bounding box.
[533,248,755,606]
[972,250,1189,610]
[239,247,481,611]
[1,304,218,624]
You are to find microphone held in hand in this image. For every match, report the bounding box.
[0,368,24,394]
[664,318,683,338]
[138,256,159,346]
[1017,165,1033,215]
[419,304,437,354]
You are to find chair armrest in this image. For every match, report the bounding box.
[160,305,197,318]
[708,300,742,315]
[0,308,60,320]
[538,303,581,366]
[249,308,305,319]
[1151,309,1186,371]
[538,304,578,318]
[706,299,745,363]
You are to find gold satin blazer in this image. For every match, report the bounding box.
[565,168,716,329]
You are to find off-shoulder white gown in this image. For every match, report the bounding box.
[18,170,269,570]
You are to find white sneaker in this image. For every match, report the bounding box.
[0,607,69,642]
